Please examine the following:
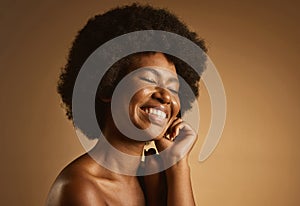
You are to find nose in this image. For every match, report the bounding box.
[152,87,171,104]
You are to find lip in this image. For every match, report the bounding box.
[139,104,170,126]
[139,108,168,126]
[140,104,170,118]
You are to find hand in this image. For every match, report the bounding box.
[155,118,197,164]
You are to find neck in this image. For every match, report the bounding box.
[93,140,142,170]
[89,124,146,179]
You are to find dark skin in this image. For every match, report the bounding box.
[46,53,197,206]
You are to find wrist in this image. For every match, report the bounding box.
[166,158,190,175]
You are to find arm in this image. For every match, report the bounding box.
[139,149,167,206]
[140,120,197,206]
[155,120,197,206]
[165,157,195,206]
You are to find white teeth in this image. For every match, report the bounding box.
[144,108,166,119]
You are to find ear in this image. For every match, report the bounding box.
[96,86,113,103]
[100,96,111,103]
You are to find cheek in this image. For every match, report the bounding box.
[172,96,181,116]
[131,88,152,101]
[129,88,152,110]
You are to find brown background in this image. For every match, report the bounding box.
[1,0,299,205]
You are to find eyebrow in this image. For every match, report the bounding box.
[142,67,179,83]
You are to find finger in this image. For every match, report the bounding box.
[163,118,182,141]
[170,120,185,139]
[168,118,183,138]
[173,123,197,145]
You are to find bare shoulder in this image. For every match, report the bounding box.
[46,154,107,206]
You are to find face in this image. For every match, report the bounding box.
[110,53,181,141]
[128,53,181,139]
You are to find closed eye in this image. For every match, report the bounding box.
[140,77,157,84]
[168,88,179,94]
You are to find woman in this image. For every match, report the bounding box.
[47,3,207,206]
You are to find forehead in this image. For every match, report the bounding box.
[129,52,177,74]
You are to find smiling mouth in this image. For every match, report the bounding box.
[142,107,167,119]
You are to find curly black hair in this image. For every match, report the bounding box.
[57,3,208,139]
